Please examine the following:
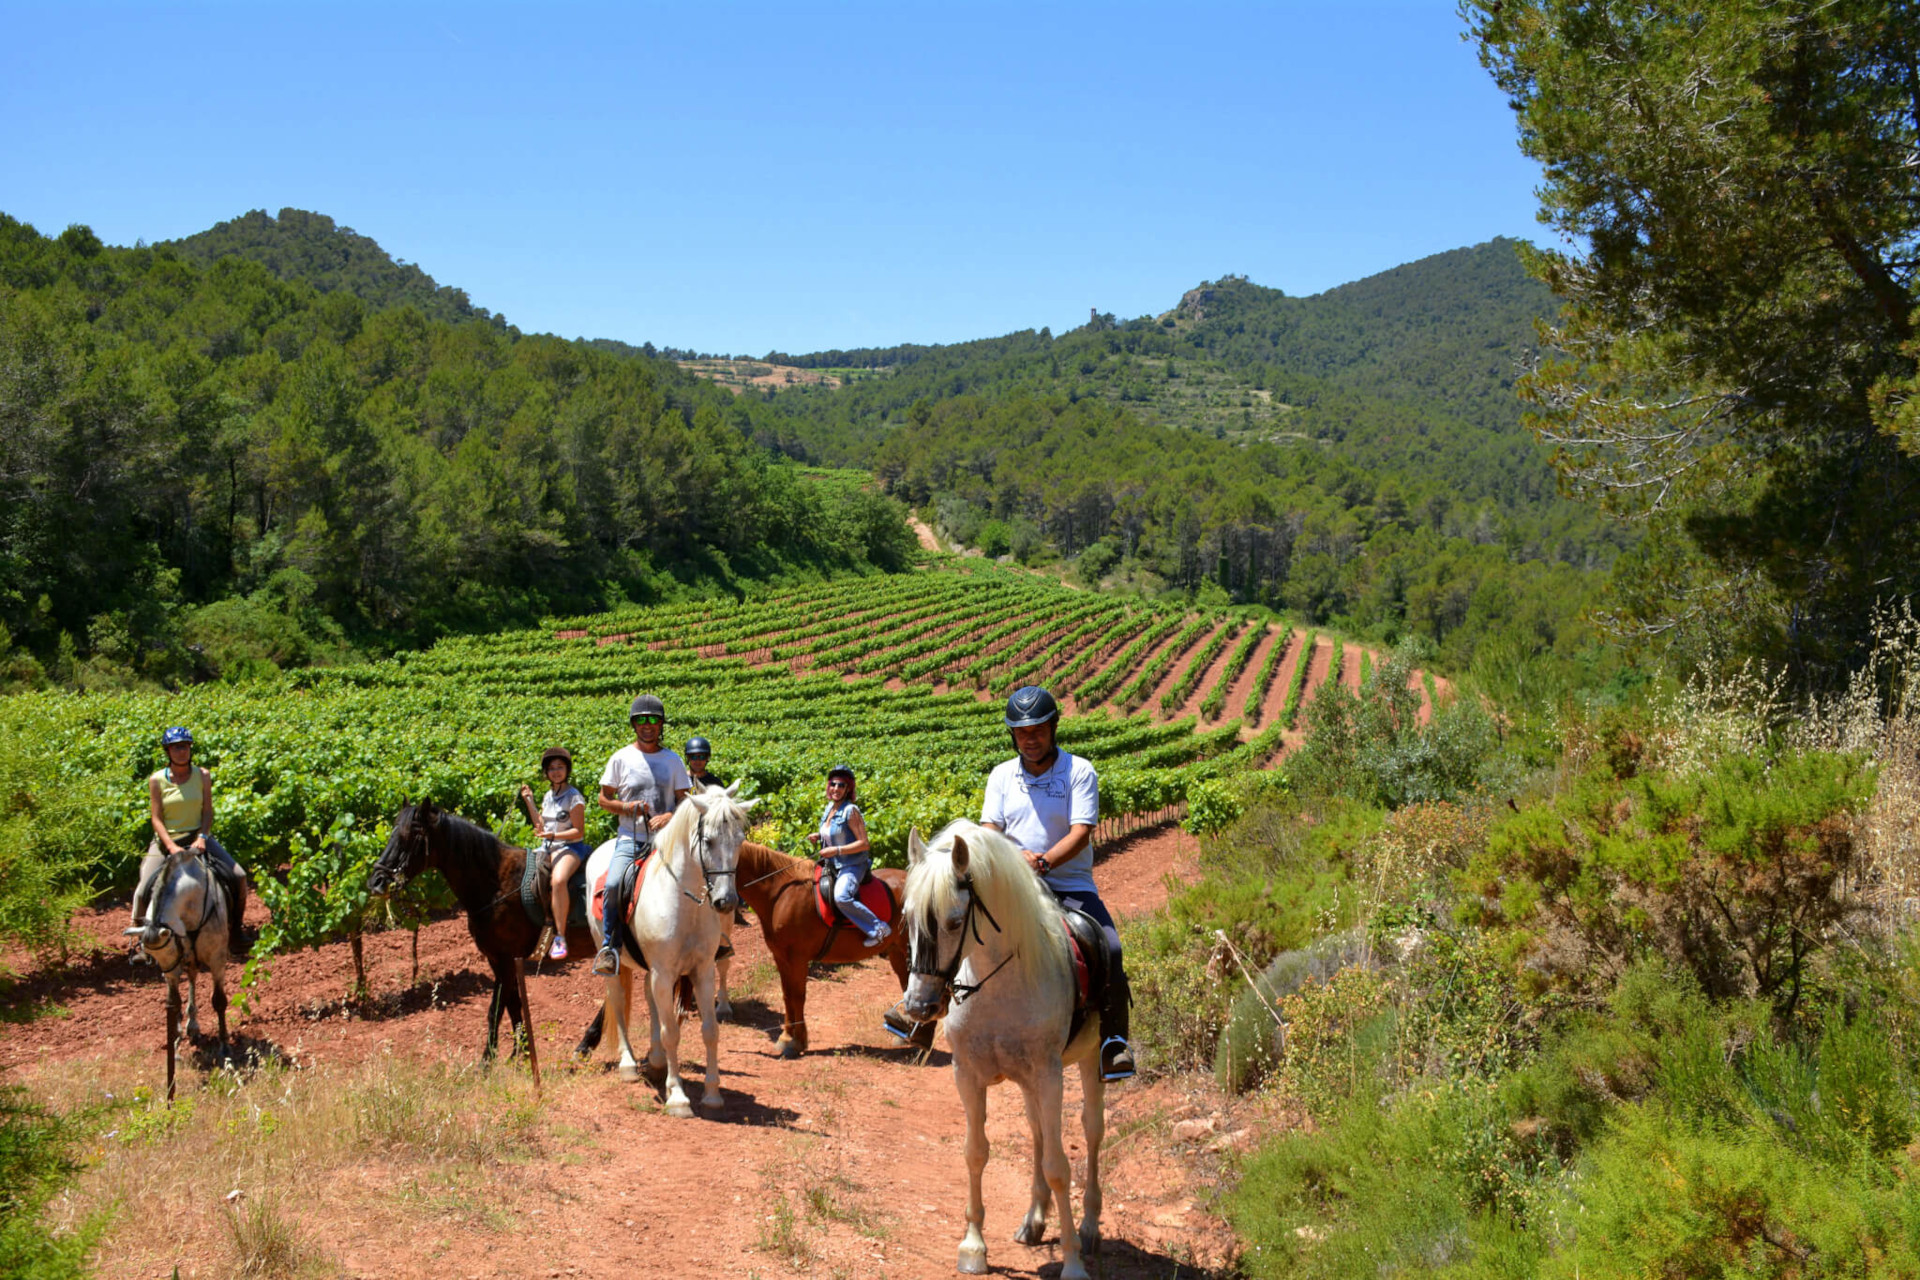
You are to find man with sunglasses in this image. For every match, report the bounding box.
[593,694,691,976]
[980,685,1134,1081]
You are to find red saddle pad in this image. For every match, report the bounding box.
[591,852,652,929]
[815,864,894,929]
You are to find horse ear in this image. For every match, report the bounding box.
[908,827,927,866]
[951,835,970,873]
[725,779,740,797]
[418,798,439,824]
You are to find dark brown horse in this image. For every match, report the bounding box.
[369,801,601,1061]
[734,841,932,1057]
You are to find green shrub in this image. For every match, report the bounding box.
[0,1087,95,1279]
[1458,749,1877,1014]
[1214,931,1373,1094]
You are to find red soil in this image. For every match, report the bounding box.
[1342,643,1364,694]
[2,828,1241,1280]
[1212,624,1275,725]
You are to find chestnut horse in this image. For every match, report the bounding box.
[733,841,932,1057]
[369,801,601,1062]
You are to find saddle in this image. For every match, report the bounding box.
[1060,909,1112,1047]
[814,863,894,931]
[520,847,590,933]
[590,850,653,969]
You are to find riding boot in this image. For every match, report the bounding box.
[223,871,249,957]
[1099,972,1135,1081]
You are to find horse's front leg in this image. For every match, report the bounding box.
[651,965,693,1118]
[1035,1067,1086,1280]
[608,971,643,1083]
[714,915,734,1022]
[1014,1082,1050,1245]
[776,951,809,1059]
[209,957,231,1067]
[957,1075,990,1274]
[182,966,203,1041]
[691,960,723,1111]
[1077,1057,1106,1257]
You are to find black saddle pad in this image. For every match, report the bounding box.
[1061,907,1112,1016]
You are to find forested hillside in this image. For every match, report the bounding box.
[734,241,1616,673]
[165,208,507,329]
[0,215,913,691]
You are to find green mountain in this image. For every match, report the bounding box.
[164,207,508,329]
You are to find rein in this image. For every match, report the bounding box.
[148,849,217,975]
[654,811,726,906]
[910,874,1013,1004]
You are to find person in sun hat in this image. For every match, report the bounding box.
[593,694,690,976]
[520,746,589,961]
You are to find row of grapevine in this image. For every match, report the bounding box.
[1074,613,1186,707]
[1114,615,1214,713]
[1158,618,1246,716]
[1279,633,1321,730]
[1199,622,1268,722]
[1243,627,1296,728]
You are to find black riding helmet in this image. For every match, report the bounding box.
[1004,685,1060,729]
[540,746,573,780]
[628,693,665,723]
[685,736,712,759]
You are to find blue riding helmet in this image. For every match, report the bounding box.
[162,726,193,746]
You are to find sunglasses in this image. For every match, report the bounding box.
[632,715,665,725]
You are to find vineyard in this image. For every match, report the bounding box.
[3,561,1438,974]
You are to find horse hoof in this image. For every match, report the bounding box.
[957,1246,989,1275]
[1079,1224,1102,1255]
[618,1064,643,1084]
[778,1039,801,1060]
[1013,1217,1045,1246]
[667,1100,695,1119]
[1061,1261,1091,1280]
[699,1093,724,1111]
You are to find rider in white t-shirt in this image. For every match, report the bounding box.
[592,693,691,975]
[981,685,1134,1081]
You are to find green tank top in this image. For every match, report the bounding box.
[152,767,205,840]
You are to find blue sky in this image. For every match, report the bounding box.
[2,2,1546,355]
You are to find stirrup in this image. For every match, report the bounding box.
[882,1002,924,1042]
[1099,1036,1136,1081]
[592,947,620,977]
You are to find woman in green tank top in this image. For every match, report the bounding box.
[132,727,247,956]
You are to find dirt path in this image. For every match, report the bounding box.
[3,828,1240,1279]
[1342,642,1364,694]
[908,517,943,554]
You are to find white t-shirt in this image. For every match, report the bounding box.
[540,785,585,850]
[599,746,691,840]
[980,751,1100,895]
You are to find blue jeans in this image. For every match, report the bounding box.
[602,832,646,950]
[833,868,884,937]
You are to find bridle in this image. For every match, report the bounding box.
[655,809,733,906]
[145,847,217,975]
[909,872,1014,1004]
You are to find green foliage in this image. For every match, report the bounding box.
[0,1087,95,1279]
[1287,640,1503,808]
[1460,749,1876,1012]
[0,212,916,679]
[1467,0,1920,686]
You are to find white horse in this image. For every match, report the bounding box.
[902,821,1105,1280]
[125,846,232,1099]
[585,783,753,1117]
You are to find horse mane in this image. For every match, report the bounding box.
[658,783,756,866]
[906,820,1070,992]
[435,807,511,875]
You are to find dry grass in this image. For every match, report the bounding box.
[27,1050,566,1276]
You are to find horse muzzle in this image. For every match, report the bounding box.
[710,886,739,915]
[902,974,944,1022]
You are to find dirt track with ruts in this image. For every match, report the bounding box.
[2,824,1257,1279]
